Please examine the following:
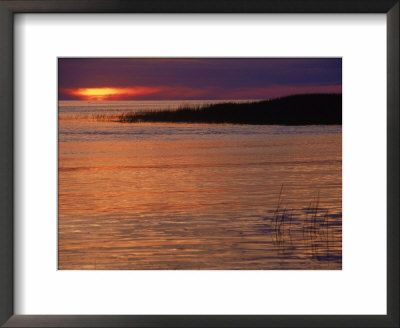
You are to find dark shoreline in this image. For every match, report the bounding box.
[119,93,342,125]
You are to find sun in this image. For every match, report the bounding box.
[62,86,162,101]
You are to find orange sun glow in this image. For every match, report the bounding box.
[62,86,162,100]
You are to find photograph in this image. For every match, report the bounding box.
[58,58,342,270]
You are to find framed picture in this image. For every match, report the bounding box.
[0,1,398,327]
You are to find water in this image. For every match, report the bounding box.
[58,100,342,270]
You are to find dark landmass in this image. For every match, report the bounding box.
[119,93,342,125]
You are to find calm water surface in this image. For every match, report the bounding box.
[58,101,342,270]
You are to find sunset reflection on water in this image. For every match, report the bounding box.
[58,106,341,270]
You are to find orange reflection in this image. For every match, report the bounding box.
[58,123,342,270]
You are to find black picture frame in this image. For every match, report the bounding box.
[0,1,398,327]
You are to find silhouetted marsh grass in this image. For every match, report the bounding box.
[60,113,123,122]
[269,186,339,263]
[118,94,342,125]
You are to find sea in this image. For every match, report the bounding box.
[58,100,342,270]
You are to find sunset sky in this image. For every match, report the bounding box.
[58,58,342,101]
